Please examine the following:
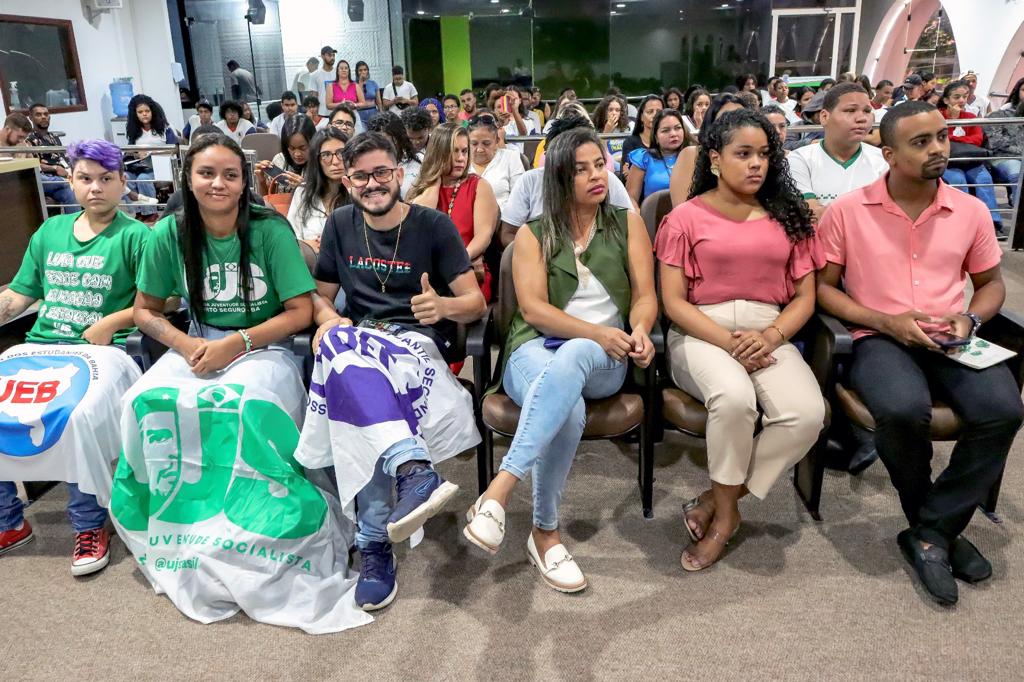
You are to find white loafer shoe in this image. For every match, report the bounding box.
[526,533,587,593]
[463,495,506,555]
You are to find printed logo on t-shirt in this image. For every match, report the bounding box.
[38,250,113,338]
[348,255,412,275]
[203,263,269,312]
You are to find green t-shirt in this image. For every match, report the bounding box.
[137,213,315,329]
[9,210,150,345]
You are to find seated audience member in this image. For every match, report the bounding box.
[529,87,550,128]
[288,127,350,249]
[856,75,875,99]
[401,107,433,155]
[760,104,790,154]
[622,95,665,175]
[816,101,1024,606]
[593,94,630,169]
[409,123,499,301]
[0,140,151,575]
[665,87,685,112]
[783,91,826,151]
[494,88,535,154]
[670,93,747,205]
[464,127,656,592]
[302,95,330,130]
[501,114,635,246]
[683,89,711,144]
[627,108,688,204]
[215,100,255,143]
[125,94,179,221]
[738,91,761,112]
[789,83,889,220]
[769,79,800,124]
[792,87,815,117]
[466,113,526,212]
[326,59,365,112]
[329,102,360,139]
[304,132,486,610]
[366,111,421,197]
[241,101,268,132]
[0,111,31,150]
[268,91,300,138]
[534,102,615,168]
[925,91,943,107]
[657,109,824,571]
[182,100,214,140]
[987,98,1023,208]
[255,114,315,195]
[960,71,990,116]
[442,95,461,124]
[998,76,1024,113]
[419,98,445,128]
[893,74,925,105]
[736,73,759,94]
[355,61,381,122]
[459,88,478,122]
[938,81,1004,234]
[872,80,894,111]
[382,65,418,113]
[544,92,578,134]
[818,78,836,92]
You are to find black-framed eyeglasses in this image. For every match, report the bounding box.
[318,150,345,163]
[347,167,397,187]
[331,118,356,130]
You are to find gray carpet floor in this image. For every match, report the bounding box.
[2,247,1023,681]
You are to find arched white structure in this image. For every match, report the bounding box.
[862,0,1024,106]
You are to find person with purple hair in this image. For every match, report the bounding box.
[0,138,152,576]
[418,97,445,127]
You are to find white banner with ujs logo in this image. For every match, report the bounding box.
[0,344,142,504]
[111,353,371,634]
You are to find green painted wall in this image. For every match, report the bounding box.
[441,17,472,95]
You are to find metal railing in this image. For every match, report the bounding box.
[509,116,1024,248]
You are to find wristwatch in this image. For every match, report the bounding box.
[962,312,982,338]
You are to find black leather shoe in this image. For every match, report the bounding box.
[950,536,992,584]
[897,528,958,606]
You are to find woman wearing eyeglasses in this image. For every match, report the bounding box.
[466,113,525,212]
[287,127,350,251]
[408,123,499,301]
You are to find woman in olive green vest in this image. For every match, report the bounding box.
[463,128,657,593]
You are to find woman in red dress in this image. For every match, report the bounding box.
[408,122,499,302]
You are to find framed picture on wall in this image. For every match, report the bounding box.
[0,14,87,114]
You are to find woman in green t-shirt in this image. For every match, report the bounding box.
[133,133,315,377]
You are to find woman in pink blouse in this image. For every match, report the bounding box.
[655,109,826,572]
[325,59,366,110]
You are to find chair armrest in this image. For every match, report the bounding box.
[980,310,1024,391]
[125,330,150,371]
[290,332,313,359]
[650,320,665,355]
[467,308,493,400]
[805,312,854,395]
[817,312,853,357]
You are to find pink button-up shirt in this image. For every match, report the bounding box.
[818,174,1002,339]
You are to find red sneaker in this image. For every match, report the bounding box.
[71,527,110,576]
[0,521,34,556]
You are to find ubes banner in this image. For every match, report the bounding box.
[112,379,371,634]
[0,344,141,504]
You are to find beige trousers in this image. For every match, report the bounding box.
[667,300,826,498]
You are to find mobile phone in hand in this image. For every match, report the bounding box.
[928,331,970,349]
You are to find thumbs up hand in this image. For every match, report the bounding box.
[411,272,447,324]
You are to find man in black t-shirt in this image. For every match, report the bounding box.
[312,132,486,611]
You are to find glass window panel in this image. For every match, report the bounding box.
[0,16,86,113]
[776,14,836,78]
[838,12,855,75]
[907,8,960,82]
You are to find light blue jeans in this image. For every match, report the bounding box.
[500,337,628,530]
[0,481,107,533]
[41,172,78,214]
[943,165,1002,227]
[354,438,429,547]
[127,169,157,216]
[990,158,1021,206]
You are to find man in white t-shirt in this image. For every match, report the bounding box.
[308,45,337,117]
[789,83,889,220]
[382,66,418,114]
[292,57,319,97]
[226,60,258,102]
[268,91,300,138]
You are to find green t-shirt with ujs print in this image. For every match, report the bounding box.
[8,210,150,345]
[137,212,315,329]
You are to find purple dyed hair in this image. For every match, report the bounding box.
[67,139,124,174]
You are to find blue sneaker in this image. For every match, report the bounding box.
[355,541,397,611]
[385,462,459,543]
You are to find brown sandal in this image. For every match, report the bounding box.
[680,523,738,572]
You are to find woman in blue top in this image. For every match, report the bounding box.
[355,61,381,123]
[626,108,687,205]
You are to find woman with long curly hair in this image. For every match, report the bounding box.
[655,109,826,572]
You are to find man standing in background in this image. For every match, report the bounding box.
[292,57,319,98]
[310,46,338,117]
[226,60,259,102]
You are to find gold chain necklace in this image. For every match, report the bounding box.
[363,204,406,293]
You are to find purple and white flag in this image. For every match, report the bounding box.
[294,326,480,509]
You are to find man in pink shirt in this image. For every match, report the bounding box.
[817,101,1023,606]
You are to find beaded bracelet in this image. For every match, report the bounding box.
[237,329,253,353]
